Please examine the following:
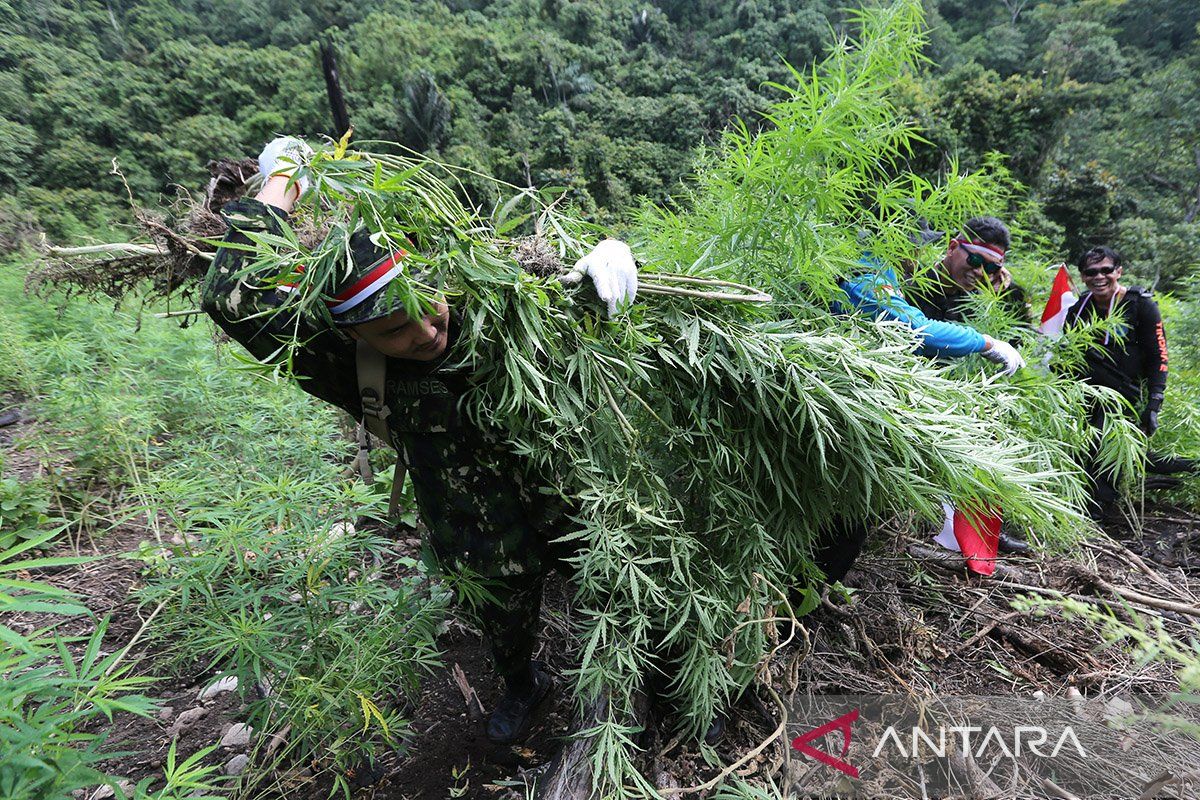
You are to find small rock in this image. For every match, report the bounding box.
[219,722,253,748]
[197,676,238,702]
[1105,696,1135,724]
[1032,690,1046,701]
[224,754,250,776]
[88,787,115,800]
[156,705,176,721]
[1066,686,1084,717]
[166,707,207,737]
[168,532,197,548]
[328,521,354,541]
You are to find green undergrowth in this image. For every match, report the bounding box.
[0,261,445,797]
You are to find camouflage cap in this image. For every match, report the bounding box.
[326,227,424,328]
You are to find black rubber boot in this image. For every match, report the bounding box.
[704,712,727,745]
[813,518,870,583]
[996,530,1032,555]
[486,663,552,744]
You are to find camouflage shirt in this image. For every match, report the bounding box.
[200,199,561,578]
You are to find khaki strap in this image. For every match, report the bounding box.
[355,340,392,443]
[387,462,407,522]
[355,340,409,521]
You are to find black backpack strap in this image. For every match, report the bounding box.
[1065,290,1092,326]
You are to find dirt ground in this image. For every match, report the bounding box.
[3,396,1199,799]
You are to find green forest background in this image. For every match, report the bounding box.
[3,0,1199,290]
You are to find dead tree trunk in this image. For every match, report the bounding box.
[320,39,351,139]
[537,690,653,800]
[537,693,607,800]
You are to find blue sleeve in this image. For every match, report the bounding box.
[837,260,988,358]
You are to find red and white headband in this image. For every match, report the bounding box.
[955,238,1005,264]
[276,250,408,314]
[326,251,406,315]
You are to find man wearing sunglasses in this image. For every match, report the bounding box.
[1063,246,1196,513]
[838,216,1030,554]
[909,217,1031,328]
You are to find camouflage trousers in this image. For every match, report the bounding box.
[400,428,572,688]
[476,574,545,687]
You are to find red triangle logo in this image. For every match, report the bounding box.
[791,708,860,778]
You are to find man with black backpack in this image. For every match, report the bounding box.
[1064,245,1196,513]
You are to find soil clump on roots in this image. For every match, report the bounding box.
[27,159,334,310]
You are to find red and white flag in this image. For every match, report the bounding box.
[1039,265,1077,338]
[935,502,1002,576]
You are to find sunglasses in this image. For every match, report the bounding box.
[965,251,1003,275]
[1081,265,1117,277]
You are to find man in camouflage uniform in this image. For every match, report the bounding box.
[200,137,638,745]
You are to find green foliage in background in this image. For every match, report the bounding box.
[6,0,1198,290]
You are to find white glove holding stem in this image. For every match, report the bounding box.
[258,136,314,196]
[562,239,638,317]
[981,337,1024,376]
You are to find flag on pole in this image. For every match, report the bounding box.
[1039,265,1077,337]
[935,502,1002,576]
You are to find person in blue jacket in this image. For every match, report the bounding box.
[839,253,1025,373]
[837,236,1029,555]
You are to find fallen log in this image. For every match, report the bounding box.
[537,693,610,800]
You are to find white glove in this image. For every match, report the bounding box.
[981,337,1025,376]
[258,136,314,195]
[562,239,638,317]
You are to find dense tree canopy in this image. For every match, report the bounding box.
[2,0,1198,286]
